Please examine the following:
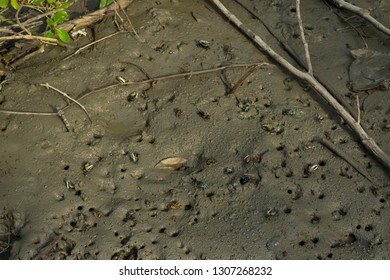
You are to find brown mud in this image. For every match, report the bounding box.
[0,0,389,259]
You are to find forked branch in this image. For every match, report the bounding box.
[327,0,390,36]
[210,0,390,171]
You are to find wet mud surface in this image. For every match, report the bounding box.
[0,0,389,259]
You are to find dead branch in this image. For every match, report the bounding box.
[60,62,269,109]
[227,65,259,95]
[15,1,31,35]
[40,83,91,122]
[210,0,390,172]
[14,9,63,29]
[313,136,379,185]
[327,0,390,36]
[296,0,313,75]
[0,63,269,117]
[11,44,45,68]
[234,0,358,119]
[114,0,144,42]
[0,109,57,116]
[0,34,58,43]
[57,0,134,32]
[63,31,124,61]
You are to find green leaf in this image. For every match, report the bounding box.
[53,10,68,24]
[31,0,45,5]
[0,0,10,9]
[46,17,55,30]
[44,30,55,38]
[0,15,15,25]
[59,2,71,9]
[99,0,112,9]
[10,0,19,9]
[47,0,56,3]
[99,0,107,9]
[56,28,71,43]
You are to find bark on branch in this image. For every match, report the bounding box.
[210,0,390,172]
[327,0,390,36]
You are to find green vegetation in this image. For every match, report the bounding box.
[0,0,114,44]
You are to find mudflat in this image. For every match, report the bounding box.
[0,0,389,259]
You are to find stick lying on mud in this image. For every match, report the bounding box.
[210,0,390,172]
[59,62,269,109]
[0,62,268,120]
[63,31,125,61]
[313,136,379,185]
[40,83,92,122]
[326,0,390,36]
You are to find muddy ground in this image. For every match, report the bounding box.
[0,0,389,259]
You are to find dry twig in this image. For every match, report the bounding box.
[11,44,45,68]
[210,0,390,171]
[114,0,144,42]
[327,0,390,36]
[0,63,268,118]
[227,65,259,95]
[15,1,31,35]
[60,62,269,108]
[0,34,58,43]
[14,9,63,29]
[356,95,360,125]
[296,0,313,75]
[314,136,378,185]
[40,83,91,122]
[63,31,124,61]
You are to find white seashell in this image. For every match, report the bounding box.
[155,157,187,170]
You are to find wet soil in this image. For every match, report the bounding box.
[0,0,389,259]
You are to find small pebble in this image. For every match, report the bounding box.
[54,192,65,201]
[130,169,144,179]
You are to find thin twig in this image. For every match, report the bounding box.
[0,28,17,34]
[234,0,358,119]
[296,0,313,75]
[0,109,57,116]
[11,44,45,68]
[327,0,390,36]
[112,0,124,30]
[0,34,58,43]
[57,109,71,131]
[323,0,369,48]
[227,65,259,95]
[33,233,62,260]
[40,83,92,122]
[15,1,31,35]
[314,136,379,185]
[0,63,267,118]
[15,9,63,29]
[115,0,144,42]
[127,62,152,80]
[356,95,360,125]
[60,62,269,110]
[63,31,124,61]
[210,0,390,171]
